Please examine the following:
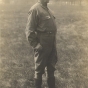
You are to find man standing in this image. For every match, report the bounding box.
[25,0,58,88]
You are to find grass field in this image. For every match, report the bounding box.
[0,2,88,88]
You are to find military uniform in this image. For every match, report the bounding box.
[25,2,57,88]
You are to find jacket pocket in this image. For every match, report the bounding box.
[42,16,51,20]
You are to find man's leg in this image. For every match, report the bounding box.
[34,73,42,88]
[47,71,55,88]
[34,48,50,88]
[34,79,42,88]
[47,47,57,88]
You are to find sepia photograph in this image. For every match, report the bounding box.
[0,0,88,88]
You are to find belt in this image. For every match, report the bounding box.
[37,31,55,34]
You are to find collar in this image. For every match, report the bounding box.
[38,2,49,10]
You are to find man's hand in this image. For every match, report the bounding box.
[35,43,43,51]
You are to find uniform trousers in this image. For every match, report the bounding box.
[34,32,57,79]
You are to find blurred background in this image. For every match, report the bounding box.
[0,0,88,88]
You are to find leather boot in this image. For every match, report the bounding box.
[34,78,42,88]
[47,77,55,88]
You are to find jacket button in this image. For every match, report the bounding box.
[50,32,52,33]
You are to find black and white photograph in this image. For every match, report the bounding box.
[0,0,88,88]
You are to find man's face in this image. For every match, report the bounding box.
[40,0,50,3]
[44,0,50,3]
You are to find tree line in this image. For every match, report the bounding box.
[55,0,84,5]
[2,0,88,5]
[2,0,37,4]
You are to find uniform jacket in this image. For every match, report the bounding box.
[25,2,57,48]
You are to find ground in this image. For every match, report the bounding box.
[0,2,88,88]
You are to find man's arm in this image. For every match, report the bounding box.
[25,8,39,48]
